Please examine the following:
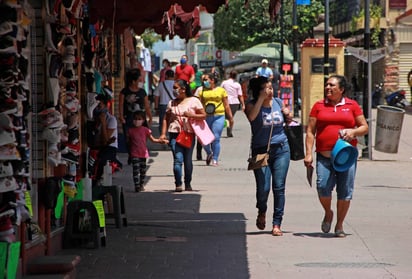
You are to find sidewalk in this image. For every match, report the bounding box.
[63,107,412,279]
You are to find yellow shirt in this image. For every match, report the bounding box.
[198,87,228,115]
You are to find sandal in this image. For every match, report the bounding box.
[256,212,266,230]
[272,226,283,236]
[321,210,333,233]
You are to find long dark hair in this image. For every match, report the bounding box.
[248,76,269,100]
[175,79,193,97]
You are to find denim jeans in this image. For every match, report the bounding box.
[203,115,225,161]
[316,153,356,200]
[169,132,195,187]
[253,142,290,226]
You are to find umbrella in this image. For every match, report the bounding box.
[238,42,294,63]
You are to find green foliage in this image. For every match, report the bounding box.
[141,28,161,49]
[350,4,382,46]
[213,0,324,51]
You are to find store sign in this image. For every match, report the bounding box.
[389,0,406,8]
[199,60,216,69]
[311,57,336,74]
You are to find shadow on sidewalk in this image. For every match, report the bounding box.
[64,190,250,279]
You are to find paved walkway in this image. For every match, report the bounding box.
[63,107,412,279]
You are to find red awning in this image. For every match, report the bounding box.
[88,0,227,40]
[89,0,282,40]
[396,9,412,25]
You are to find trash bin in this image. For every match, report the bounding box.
[375,105,405,153]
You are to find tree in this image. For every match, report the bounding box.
[213,0,324,51]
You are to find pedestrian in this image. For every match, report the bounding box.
[118,68,153,163]
[304,75,368,237]
[127,111,168,192]
[159,59,171,82]
[245,76,292,236]
[221,70,245,137]
[408,69,412,99]
[92,93,123,186]
[175,55,195,83]
[154,69,175,134]
[198,73,234,166]
[192,64,203,90]
[193,73,207,160]
[256,59,273,80]
[160,79,206,192]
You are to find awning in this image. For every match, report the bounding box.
[88,0,282,40]
[88,0,227,40]
[396,9,412,25]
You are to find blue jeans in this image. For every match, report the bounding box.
[203,115,225,161]
[253,142,290,226]
[169,132,195,187]
[316,153,356,200]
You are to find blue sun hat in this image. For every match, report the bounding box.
[331,138,358,172]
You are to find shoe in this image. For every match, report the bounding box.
[0,162,13,178]
[211,160,218,166]
[256,212,266,230]
[175,186,183,192]
[42,127,61,143]
[206,153,213,166]
[0,144,20,160]
[321,210,333,233]
[0,128,16,146]
[61,152,79,164]
[335,229,346,238]
[134,185,141,192]
[272,226,283,236]
[185,186,192,191]
[0,176,18,193]
[139,185,145,192]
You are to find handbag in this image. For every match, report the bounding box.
[284,122,305,161]
[247,106,274,171]
[175,105,194,148]
[247,153,269,170]
[274,98,305,161]
[176,130,194,148]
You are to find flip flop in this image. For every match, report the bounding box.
[335,229,346,238]
[321,211,333,233]
[272,226,283,236]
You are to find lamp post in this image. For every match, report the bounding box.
[292,0,299,117]
[324,0,329,86]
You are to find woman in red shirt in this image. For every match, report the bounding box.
[304,75,368,237]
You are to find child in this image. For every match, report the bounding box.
[127,111,168,192]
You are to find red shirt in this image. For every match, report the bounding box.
[175,64,194,82]
[309,97,363,152]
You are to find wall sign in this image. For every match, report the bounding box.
[311,57,337,74]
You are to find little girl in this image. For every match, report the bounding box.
[127,111,167,192]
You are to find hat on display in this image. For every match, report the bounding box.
[331,139,358,172]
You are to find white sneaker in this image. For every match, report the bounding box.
[0,162,13,178]
[0,128,16,146]
[42,127,61,143]
[0,176,18,193]
[0,144,20,160]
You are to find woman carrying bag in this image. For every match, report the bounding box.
[160,80,206,192]
[198,73,234,166]
[245,76,292,236]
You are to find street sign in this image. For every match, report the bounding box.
[199,60,216,69]
[346,46,386,63]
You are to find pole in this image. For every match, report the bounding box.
[324,0,329,86]
[280,0,284,73]
[292,0,299,117]
[362,0,372,159]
